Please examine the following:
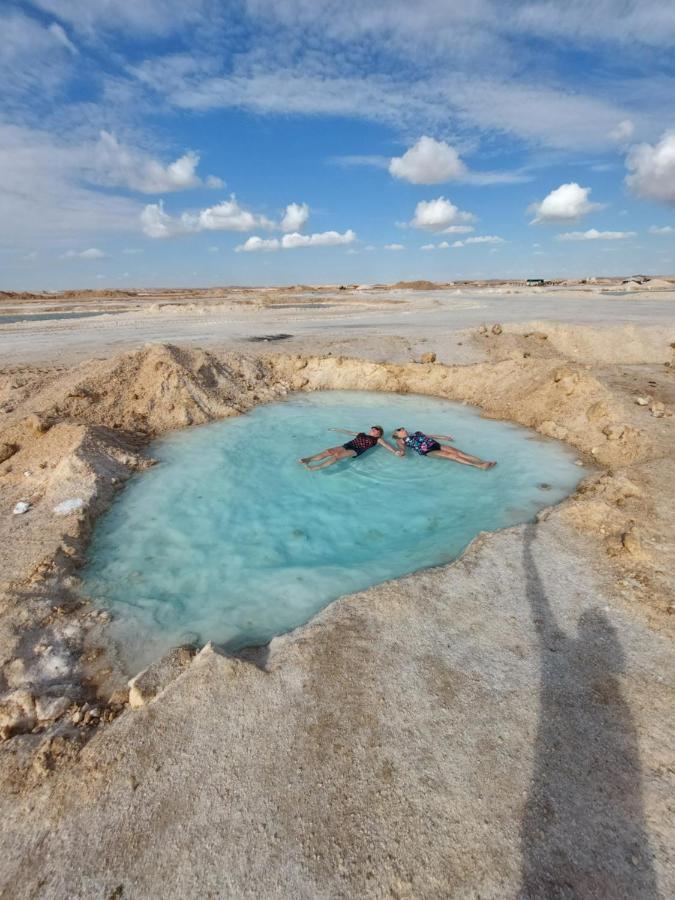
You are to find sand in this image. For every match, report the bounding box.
[0,286,673,898]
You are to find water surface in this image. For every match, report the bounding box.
[82,391,582,671]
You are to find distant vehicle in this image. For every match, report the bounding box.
[526,278,546,286]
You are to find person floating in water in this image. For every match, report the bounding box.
[392,428,496,469]
[299,425,403,470]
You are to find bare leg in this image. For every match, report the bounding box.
[299,447,356,469]
[428,448,496,469]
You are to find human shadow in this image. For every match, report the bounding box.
[520,524,660,899]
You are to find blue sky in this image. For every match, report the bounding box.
[2,0,675,289]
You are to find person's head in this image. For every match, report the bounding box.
[392,427,408,439]
[369,425,384,438]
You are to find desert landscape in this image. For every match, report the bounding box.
[0,281,673,897]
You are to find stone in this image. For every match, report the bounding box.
[586,402,609,422]
[0,689,36,740]
[491,323,503,335]
[13,501,31,515]
[420,352,437,364]
[622,528,643,556]
[26,413,49,434]
[602,424,626,441]
[128,645,196,709]
[649,401,665,418]
[35,695,71,722]
[634,396,649,406]
[0,442,18,463]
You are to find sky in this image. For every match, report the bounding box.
[2,0,675,290]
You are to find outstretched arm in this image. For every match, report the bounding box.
[395,438,407,454]
[329,428,358,436]
[378,438,404,456]
[428,433,454,442]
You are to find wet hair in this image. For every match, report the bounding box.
[371,425,384,436]
[392,427,405,438]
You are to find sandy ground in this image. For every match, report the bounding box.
[0,286,673,898]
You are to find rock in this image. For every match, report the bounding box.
[0,689,36,740]
[26,413,49,434]
[649,400,665,418]
[622,527,643,556]
[540,420,568,441]
[586,402,609,422]
[634,396,649,406]
[128,645,196,709]
[420,352,437,364]
[35,695,70,722]
[12,500,31,515]
[0,442,18,463]
[491,323,503,335]
[53,497,85,516]
[602,424,626,441]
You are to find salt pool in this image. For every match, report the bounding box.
[82,391,583,671]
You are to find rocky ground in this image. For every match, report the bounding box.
[0,309,673,898]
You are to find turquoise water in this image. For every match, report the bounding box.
[82,391,582,671]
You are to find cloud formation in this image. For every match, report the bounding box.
[556,229,636,241]
[280,202,310,232]
[141,196,288,238]
[93,131,222,194]
[410,197,476,231]
[389,136,466,184]
[648,225,674,234]
[384,243,405,250]
[452,235,505,247]
[626,131,675,206]
[235,230,356,251]
[61,247,106,259]
[529,183,602,224]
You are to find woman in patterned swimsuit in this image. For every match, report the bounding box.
[299,425,402,470]
[392,428,496,469]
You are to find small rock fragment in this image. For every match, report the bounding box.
[35,695,70,722]
[649,401,665,418]
[420,351,437,364]
[0,689,36,740]
[128,645,196,709]
[491,323,503,335]
[53,498,85,516]
[634,396,649,406]
[0,442,18,463]
[12,500,31,515]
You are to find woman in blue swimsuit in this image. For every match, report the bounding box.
[392,428,496,469]
[299,425,402,470]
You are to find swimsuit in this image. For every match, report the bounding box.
[342,432,378,456]
[404,431,441,456]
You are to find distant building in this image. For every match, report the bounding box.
[526,278,545,286]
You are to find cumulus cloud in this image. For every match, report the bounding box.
[61,247,107,259]
[389,136,466,184]
[93,131,222,194]
[452,235,505,247]
[236,230,357,251]
[649,225,674,234]
[410,197,476,231]
[556,229,636,241]
[529,183,603,224]
[280,202,310,232]
[626,131,675,206]
[384,243,405,250]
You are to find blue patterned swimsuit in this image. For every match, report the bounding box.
[404,431,441,456]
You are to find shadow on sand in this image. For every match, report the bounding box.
[520,524,660,899]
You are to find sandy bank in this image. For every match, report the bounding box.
[0,326,673,898]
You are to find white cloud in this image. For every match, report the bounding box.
[442,225,474,234]
[384,243,405,250]
[649,225,675,234]
[236,236,280,252]
[609,119,634,142]
[529,183,603,224]
[280,202,310,232]
[556,229,636,241]
[93,131,221,194]
[141,196,276,238]
[61,247,107,259]
[281,230,356,248]
[626,131,675,206]
[421,244,436,251]
[31,0,210,36]
[452,235,505,247]
[0,10,78,99]
[389,136,466,184]
[410,197,476,231]
[236,230,357,251]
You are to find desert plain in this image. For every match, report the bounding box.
[0,279,673,898]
